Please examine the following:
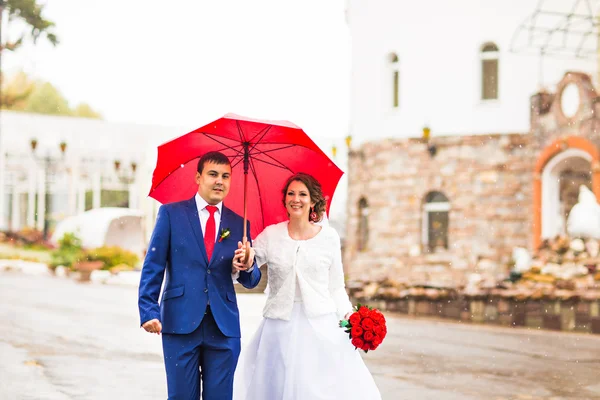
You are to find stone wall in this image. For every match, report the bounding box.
[345,133,536,285]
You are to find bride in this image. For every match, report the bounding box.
[233,173,381,400]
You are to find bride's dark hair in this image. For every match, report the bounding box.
[282,173,326,222]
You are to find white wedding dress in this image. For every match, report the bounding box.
[233,221,381,400]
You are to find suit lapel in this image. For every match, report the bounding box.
[184,197,209,264]
[209,206,231,266]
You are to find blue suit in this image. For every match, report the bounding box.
[138,197,261,399]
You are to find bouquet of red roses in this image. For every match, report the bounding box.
[339,303,387,353]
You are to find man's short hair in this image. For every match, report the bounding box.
[197,151,231,174]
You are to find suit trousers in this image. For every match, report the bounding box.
[162,306,241,400]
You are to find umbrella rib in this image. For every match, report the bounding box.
[231,157,245,170]
[250,156,293,171]
[235,120,247,143]
[250,144,297,155]
[198,132,246,156]
[251,146,294,171]
[248,125,273,149]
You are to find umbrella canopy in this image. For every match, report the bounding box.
[149,113,343,239]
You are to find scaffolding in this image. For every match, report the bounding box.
[511,0,600,59]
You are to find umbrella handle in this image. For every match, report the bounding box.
[241,238,250,265]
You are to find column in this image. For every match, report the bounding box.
[27,167,36,227]
[36,169,46,232]
[68,162,78,216]
[128,181,137,209]
[0,150,6,230]
[11,186,20,231]
[92,172,101,209]
[77,184,86,214]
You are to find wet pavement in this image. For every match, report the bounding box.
[1,271,599,399]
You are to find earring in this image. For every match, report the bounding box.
[310,207,318,222]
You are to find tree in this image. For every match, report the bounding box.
[73,103,102,119]
[0,69,33,108]
[23,81,70,115]
[0,0,58,53]
[1,71,103,118]
[0,0,58,108]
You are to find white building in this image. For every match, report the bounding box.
[346,0,598,142]
[0,111,184,238]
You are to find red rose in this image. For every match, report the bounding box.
[369,342,378,351]
[370,310,385,324]
[348,312,362,326]
[351,337,364,349]
[373,325,383,336]
[361,318,374,331]
[351,325,364,338]
[361,342,371,351]
[372,335,382,346]
[358,306,370,318]
[363,331,375,342]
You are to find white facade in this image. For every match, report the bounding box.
[0,111,185,238]
[346,0,598,143]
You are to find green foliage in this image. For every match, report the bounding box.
[1,0,58,52]
[81,246,139,271]
[48,233,139,272]
[1,71,103,118]
[73,103,102,119]
[0,70,34,109]
[49,232,83,269]
[24,81,71,115]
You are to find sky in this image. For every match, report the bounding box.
[3,0,352,149]
[2,0,352,221]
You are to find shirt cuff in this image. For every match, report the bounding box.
[231,270,240,282]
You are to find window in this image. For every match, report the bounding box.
[357,197,369,251]
[481,42,499,100]
[389,53,399,108]
[422,192,450,252]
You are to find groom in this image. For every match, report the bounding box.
[138,151,262,399]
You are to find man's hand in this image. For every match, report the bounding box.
[232,241,255,272]
[142,319,162,335]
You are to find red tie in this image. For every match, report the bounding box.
[204,206,218,261]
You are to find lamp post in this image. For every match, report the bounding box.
[113,159,137,208]
[422,126,436,157]
[30,138,67,240]
[113,159,136,184]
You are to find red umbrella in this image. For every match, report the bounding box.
[149,113,343,241]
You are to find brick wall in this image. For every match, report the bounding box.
[345,133,536,285]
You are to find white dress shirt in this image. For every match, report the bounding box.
[253,221,353,320]
[194,193,253,280]
[194,193,222,242]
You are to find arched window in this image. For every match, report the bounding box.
[388,53,399,108]
[357,197,369,251]
[481,42,499,100]
[422,192,450,252]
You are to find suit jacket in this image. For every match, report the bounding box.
[138,197,262,337]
